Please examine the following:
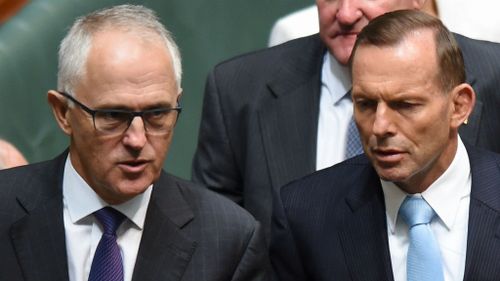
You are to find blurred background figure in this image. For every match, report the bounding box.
[268,5,318,46]
[437,0,500,43]
[0,139,28,169]
[0,0,28,24]
[268,0,500,46]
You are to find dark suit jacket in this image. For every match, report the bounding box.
[192,33,500,241]
[270,145,500,280]
[0,152,270,281]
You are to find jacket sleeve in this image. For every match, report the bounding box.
[231,221,272,281]
[191,68,243,204]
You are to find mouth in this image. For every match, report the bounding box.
[371,148,406,164]
[333,30,359,39]
[118,159,150,173]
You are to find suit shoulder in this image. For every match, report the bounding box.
[455,33,500,72]
[455,33,500,52]
[0,157,63,217]
[281,154,373,203]
[212,34,324,75]
[467,144,500,163]
[0,158,60,195]
[167,174,258,228]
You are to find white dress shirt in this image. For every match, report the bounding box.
[268,5,319,47]
[381,138,471,281]
[437,0,500,43]
[316,52,352,170]
[63,155,152,281]
[268,2,500,45]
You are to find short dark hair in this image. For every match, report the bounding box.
[350,9,465,93]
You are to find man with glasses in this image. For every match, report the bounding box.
[0,5,269,281]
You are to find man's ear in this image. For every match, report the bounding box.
[47,90,72,135]
[450,83,475,129]
[176,89,183,105]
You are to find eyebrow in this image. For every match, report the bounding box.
[93,101,178,111]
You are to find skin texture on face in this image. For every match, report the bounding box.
[49,29,180,204]
[316,0,424,65]
[351,30,474,193]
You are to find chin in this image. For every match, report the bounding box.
[330,47,351,65]
[375,168,410,184]
[116,178,154,195]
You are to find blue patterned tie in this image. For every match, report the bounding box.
[399,197,444,281]
[345,117,363,159]
[88,207,126,281]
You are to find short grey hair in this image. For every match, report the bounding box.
[58,4,182,95]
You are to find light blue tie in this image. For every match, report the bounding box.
[345,117,363,159]
[399,197,444,281]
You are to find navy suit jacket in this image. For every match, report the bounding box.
[271,145,500,280]
[0,152,270,281]
[192,33,500,241]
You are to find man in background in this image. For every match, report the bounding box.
[271,10,500,280]
[0,5,269,281]
[268,5,318,46]
[192,0,500,241]
[268,0,500,46]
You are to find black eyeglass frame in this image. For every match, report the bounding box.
[57,91,182,135]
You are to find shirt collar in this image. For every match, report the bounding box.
[62,154,152,229]
[382,137,471,233]
[321,52,351,105]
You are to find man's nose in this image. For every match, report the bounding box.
[336,0,362,26]
[122,116,147,149]
[372,105,396,137]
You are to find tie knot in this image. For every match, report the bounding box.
[399,197,436,227]
[94,207,125,235]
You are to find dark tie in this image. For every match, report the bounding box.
[399,197,444,281]
[88,207,126,281]
[345,117,363,159]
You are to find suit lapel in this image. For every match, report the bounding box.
[337,164,394,281]
[337,147,500,281]
[259,35,325,190]
[10,153,69,281]
[132,172,196,281]
[463,146,500,280]
[9,154,197,281]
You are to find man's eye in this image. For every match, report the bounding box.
[355,99,376,110]
[393,101,419,110]
[99,111,129,122]
[147,110,168,119]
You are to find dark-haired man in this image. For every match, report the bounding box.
[192,0,500,242]
[271,10,500,281]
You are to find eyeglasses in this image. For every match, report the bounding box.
[57,91,182,136]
